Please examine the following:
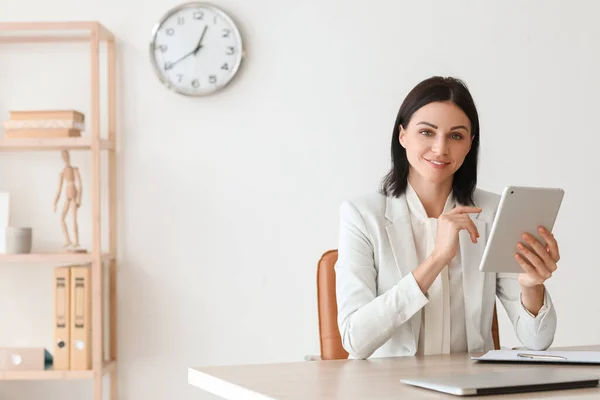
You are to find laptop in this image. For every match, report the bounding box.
[400,367,599,396]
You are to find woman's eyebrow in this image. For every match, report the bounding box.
[416,121,469,132]
[416,121,437,128]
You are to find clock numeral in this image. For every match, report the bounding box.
[221,63,229,71]
[191,79,200,88]
[156,44,168,53]
[164,61,173,70]
[193,11,204,20]
[222,29,230,38]
[226,46,235,55]
[177,16,185,25]
[209,75,217,84]
[165,28,175,36]
[213,15,218,24]
[177,74,183,83]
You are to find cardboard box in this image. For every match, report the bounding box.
[0,347,52,371]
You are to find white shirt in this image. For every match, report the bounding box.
[405,183,468,354]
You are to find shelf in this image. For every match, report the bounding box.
[0,369,92,380]
[0,138,114,151]
[0,252,115,264]
[0,360,116,381]
[0,21,114,43]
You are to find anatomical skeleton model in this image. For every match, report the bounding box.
[53,150,86,252]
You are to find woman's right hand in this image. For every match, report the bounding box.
[431,206,482,265]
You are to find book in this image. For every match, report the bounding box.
[2,119,85,130]
[4,129,81,139]
[9,110,84,122]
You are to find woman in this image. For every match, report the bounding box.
[335,76,558,359]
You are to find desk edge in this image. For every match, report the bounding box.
[188,367,276,400]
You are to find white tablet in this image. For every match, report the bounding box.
[479,186,564,274]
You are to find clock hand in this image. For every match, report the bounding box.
[193,25,208,55]
[165,49,195,70]
[164,25,208,70]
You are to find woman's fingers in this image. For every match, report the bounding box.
[467,218,479,243]
[515,254,544,285]
[515,253,538,275]
[446,206,481,243]
[517,241,553,279]
[451,216,480,244]
[449,206,482,215]
[521,233,556,272]
[538,226,560,262]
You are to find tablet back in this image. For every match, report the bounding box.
[479,186,564,274]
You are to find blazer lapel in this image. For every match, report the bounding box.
[460,217,487,352]
[384,195,418,277]
[384,194,421,339]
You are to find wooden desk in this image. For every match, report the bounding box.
[188,345,600,399]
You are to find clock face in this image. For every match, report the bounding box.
[150,2,244,96]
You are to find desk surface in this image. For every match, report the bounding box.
[188,345,600,399]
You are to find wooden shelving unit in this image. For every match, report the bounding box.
[0,21,118,400]
[0,137,115,151]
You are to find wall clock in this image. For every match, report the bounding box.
[150,2,244,96]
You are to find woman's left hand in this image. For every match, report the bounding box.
[515,226,560,288]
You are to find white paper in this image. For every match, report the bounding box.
[473,350,600,363]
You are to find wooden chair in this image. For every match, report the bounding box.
[316,249,500,360]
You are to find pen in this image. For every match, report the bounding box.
[517,353,567,361]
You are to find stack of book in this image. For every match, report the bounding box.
[2,110,85,139]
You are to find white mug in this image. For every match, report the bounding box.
[5,227,32,254]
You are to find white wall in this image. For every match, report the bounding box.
[1,0,599,399]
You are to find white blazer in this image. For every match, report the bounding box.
[335,188,557,359]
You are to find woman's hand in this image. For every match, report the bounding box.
[431,206,482,265]
[414,205,482,294]
[515,226,560,288]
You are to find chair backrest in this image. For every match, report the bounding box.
[317,249,500,360]
[317,250,349,360]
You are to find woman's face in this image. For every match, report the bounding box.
[399,101,473,186]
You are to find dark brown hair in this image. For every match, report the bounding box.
[380,76,480,206]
